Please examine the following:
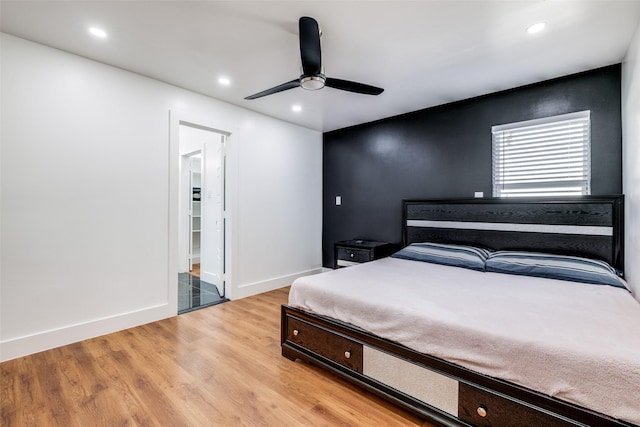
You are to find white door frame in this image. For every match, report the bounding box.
[169,110,238,313]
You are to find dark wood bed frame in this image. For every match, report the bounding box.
[282,196,634,427]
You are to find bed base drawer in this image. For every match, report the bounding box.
[285,316,363,372]
[458,383,576,427]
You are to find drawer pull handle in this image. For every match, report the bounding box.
[344,351,351,359]
[350,253,354,258]
[293,329,299,336]
[477,405,488,418]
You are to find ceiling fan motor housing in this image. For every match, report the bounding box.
[300,74,326,90]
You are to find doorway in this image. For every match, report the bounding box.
[178,124,228,313]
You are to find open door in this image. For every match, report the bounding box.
[200,134,226,297]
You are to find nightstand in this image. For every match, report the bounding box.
[334,240,394,268]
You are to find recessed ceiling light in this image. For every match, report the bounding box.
[292,105,302,113]
[527,22,546,34]
[89,27,107,38]
[218,77,231,86]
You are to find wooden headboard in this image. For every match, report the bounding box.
[402,196,624,272]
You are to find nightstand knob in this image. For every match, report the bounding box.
[293,329,299,336]
[477,405,488,418]
[344,350,351,359]
[350,253,354,258]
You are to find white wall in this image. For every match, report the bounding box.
[0,33,323,361]
[622,20,640,301]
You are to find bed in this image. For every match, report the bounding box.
[281,196,640,427]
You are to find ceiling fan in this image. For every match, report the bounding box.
[244,16,384,100]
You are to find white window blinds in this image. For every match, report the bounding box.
[492,111,591,198]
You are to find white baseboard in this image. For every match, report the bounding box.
[0,303,174,362]
[0,268,325,361]
[233,267,323,300]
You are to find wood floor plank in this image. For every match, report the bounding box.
[1,286,434,426]
[64,346,144,426]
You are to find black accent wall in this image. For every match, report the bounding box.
[322,64,622,267]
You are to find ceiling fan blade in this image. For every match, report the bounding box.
[299,16,321,75]
[325,78,384,95]
[244,79,300,100]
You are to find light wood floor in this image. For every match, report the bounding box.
[189,263,200,277]
[1,287,435,426]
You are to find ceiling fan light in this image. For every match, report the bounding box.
[300,75,325,90]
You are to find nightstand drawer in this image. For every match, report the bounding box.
[334,240,394,269]
[336,247,371,263]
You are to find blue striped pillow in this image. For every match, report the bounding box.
[485,251,629,290]
[391,242,491,271]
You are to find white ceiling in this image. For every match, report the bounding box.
[2,1,640,132]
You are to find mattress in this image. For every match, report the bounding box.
[288,257,640,425]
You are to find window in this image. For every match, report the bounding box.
[492,111,591,198]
